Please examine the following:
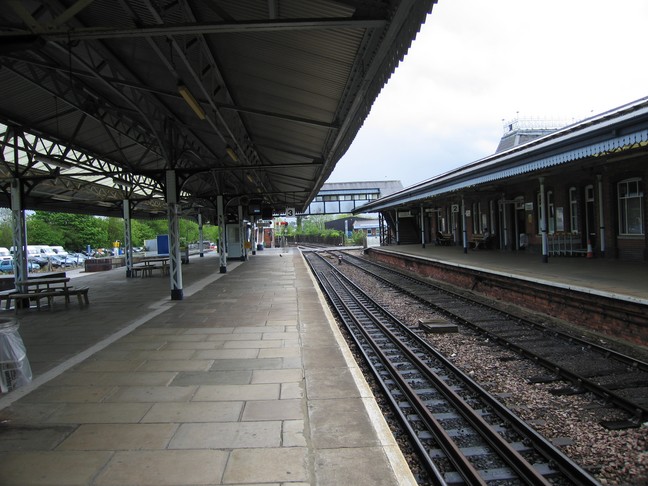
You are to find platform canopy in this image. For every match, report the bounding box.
[0,0,435,221]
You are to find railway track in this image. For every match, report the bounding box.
[332,249,648,426]
[305,251,599,485]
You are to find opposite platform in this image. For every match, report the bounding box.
[370,244,648,304]
[0,248,415,486]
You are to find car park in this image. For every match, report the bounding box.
[0,260,40,273]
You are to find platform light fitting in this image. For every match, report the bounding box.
[35,155,73,169]
[225,146,238,162]
[178,84,206,120]
[112,177,134,188]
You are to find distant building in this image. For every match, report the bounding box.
[302,180,403,215]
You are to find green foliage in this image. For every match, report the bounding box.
[28,212,108,250]
[349,230,366,245]
[10,211,220,252]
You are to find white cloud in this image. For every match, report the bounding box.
[328,0,648,188]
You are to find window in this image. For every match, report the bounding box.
[618,178,644,235]
[569,187,579,233]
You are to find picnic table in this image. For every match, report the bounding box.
[131,257,170,278]
[4,277,89,312]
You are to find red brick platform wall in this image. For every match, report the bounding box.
[369,250,647,347]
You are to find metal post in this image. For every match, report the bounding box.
[10,178,28,293]
[166,170,183,299]
[238,204,245,261]
[217,195,227,273]
[498,196,505,250]
[123,199,133,277]
[198,211,204,258]
[597,174,605,258]
[251,220,257,255]
[395,210,400,245]
[539,177,548,263]
[420,204,425,248]
[461,198,467,253]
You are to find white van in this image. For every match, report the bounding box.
[50,245,68,257]
[0,247,11,262]
[34,245,57,258]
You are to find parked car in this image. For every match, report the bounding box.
[29,256,48,267]
[0,260,40,273]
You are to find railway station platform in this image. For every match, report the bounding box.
[369,244,648,303]
[365,243,648,352]
[0,249,415,486]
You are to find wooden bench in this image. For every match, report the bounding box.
[8,286,89,312]
[436,233,453,246]
[470,234,492,250]
[9,291,63,312]
[131,265,154,278]
[0,289,16,310]
[66,286,90,306]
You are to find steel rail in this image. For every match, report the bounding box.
[338,251,648,422]
[306,251,600,485]
[328,270,550,485]
[312,269,447,485]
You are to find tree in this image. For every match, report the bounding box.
[0,209,13,248]
[27,211,108,250]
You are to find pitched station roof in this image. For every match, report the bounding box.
[356,96,648,213]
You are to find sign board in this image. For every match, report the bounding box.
[451,204,459,213]
[286,207,295,217]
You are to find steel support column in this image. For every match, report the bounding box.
[501,193,508,250]
[217,195,227,273]
[461,198,467,254]
[251,220,257,255]
[395,210,400,245]
[238,204,245,261]
[123,199,134,277]
[198,211,204,258]
[10,178,28,293]
[166,170,183,300]
[420,204,425,248]
[597,174,606,257]
[539,177,548,263]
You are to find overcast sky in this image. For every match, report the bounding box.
[326,0,648,188]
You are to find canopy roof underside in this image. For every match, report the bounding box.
[0,0,435,219]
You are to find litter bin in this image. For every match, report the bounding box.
[0,317,32,393]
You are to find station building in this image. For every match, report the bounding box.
[357,97,648,262]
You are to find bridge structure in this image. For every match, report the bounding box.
[299,180,403,216]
